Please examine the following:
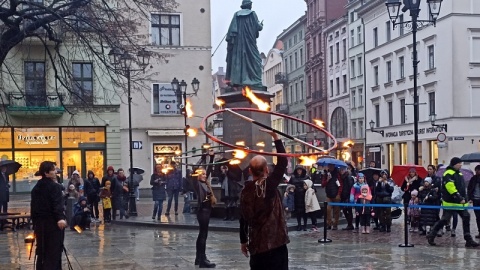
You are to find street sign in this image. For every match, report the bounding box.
[437,132,446,142]
[132,141,143,149]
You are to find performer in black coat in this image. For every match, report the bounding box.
[31,161,68,270]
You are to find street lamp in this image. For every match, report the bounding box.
[171,77,201,172]
[429,114,447,132]
[108,47,151,217]
[385,0,443,166]
[369,120,385,137]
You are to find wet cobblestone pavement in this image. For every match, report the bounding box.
[2,197,480,269]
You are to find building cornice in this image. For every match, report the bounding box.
[356,0,383,17]
[277,14,307,41]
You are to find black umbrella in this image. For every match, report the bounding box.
[359,167,383,182]
[461,152,480,162]
[129,167,145,174]
[0,160,22,175]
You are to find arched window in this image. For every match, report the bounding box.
[330,107,348,138]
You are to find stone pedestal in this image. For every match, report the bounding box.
[219,87,274,168]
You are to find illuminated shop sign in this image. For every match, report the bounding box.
[17,134,57,145]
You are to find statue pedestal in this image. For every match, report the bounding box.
[219,88,274,169]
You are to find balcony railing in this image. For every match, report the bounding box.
[275,72,288,85]
[275,104,289,114]
[7,92,65,117]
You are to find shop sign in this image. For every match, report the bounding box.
[147,130,184,136]
[17,134,56,145]
[157,84,180,115]
[153,144,181,154]
[384,126,445,138]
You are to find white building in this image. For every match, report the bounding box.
[324,16,351,160]
[359,0,480,170]
[121,0,213,189]
[263,45,284,135]
[346,0,367,166]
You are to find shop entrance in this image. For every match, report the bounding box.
[62,147,105,181]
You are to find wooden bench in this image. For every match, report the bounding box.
[0,213,31,232]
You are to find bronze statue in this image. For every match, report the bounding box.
[225,0,264,89]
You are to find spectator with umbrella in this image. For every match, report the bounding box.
[129,167,144,201]
[0,159,21,213]
[467,165,480,239]
[320,160,344,230]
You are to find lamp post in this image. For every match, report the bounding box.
[385,0,443,165]
[369,120,385,137]
[108,47,151,216]
[171,78,200,172]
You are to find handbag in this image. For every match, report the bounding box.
[102,197,112,209]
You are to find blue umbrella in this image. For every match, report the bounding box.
[316,158,347,168]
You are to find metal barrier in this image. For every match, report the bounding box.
[319,201,480,248]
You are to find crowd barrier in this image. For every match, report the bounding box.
[318,201,480,247]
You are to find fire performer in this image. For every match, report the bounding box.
[240,129,289,269]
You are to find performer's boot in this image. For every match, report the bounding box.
[229,207,236,221]
[199,254,216,268]
[223,208,229,221]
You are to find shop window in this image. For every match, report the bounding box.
[399,143,408,165]
[14,128,59,149]
[62,150,82,179]
[15,151,60,192]
[0,128,12,149]
[429,141,438,165]
[153,143,182,171]
[61,127,105,148]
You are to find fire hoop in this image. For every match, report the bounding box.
[200,108,338,157]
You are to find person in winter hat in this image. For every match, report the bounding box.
[71,196,92,231]
[419,177,440,235]
[408,190,421,232]
[282,184,295,221]
[304,180,321,231]
[99,181,112,223]
[85,170,101,222]
[350,173,368,231]
[427,157,479,247]
[101,166,116,187]
[151,165,167,221]
[289,165,309,231]
[355,185,375,234]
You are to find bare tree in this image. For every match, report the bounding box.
[0,0,178,124]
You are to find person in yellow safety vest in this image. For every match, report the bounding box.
[427,157,479,247]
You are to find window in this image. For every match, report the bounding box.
[336,77,340,95]
[375,105,380,127]
[399,56,405,79]
[388,101,393,125]
[329,45,333,65]
[399,14,404,35]
[295,82,299,102]
[289,55,293,72]
[299,30,303,40]
[289,38,292,48]
[342,39,347,60]
[429,92,436,115]
[343,75,347,93]
[352,122,357,139]
[358,56,363,75]
[351,90,356,108]
[351,29,355,47]
[300,80,304,100]
[307,75,312,97]
[295,52,298,69]
[313,36,317,55]
[336,43,340,63]
[373,28,378,47]
[151,14,180,46]
[359,120,364,139]
[350,12,355,23]
[290,85,293,103]
[428,45,435,69]
[72,63,93,104]
[350,59,356,77]
[330,80,334,97]
[300,48,304,66]
[358,88,363,106]
[473,38,480,62]
[294,34,298,44]
[386,61,392,82]
[374,66,379,86]
[357,26,362,44]
[24,61,46,106]
[400,99,406,124]
[331,107,348,138]
[386,21,391,42]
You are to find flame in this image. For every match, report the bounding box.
[25,234,34,240]
[235,141,245,146]
[74,225,83,234]
[186,128,197,137]
[342,152,351,161]
[242,87,270,111]
[299,156,317,166]
[256,142,265,147]
[229,159,241,165]
[202,143,211,149]
[233,150,247,159]
[313,119,325,128]
[215,99,225,107]
[186,100,194,118]
[343,140,354,148]
[174,150,182,156]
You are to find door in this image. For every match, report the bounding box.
[83,150,104,180]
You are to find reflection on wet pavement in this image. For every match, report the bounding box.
[2,219,480,270]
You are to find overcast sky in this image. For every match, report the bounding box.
[210,0,307,72]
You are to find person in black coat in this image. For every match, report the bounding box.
[467,165,480,238]
[150,165,167,220]
[31,161,68,270]
[340,167,355,230]
[401,168,422,204]
[418,177,440,235]
[289,166,310,231]
[0,165,9,213]
[375,170,394,232]
[85,170,101,222]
